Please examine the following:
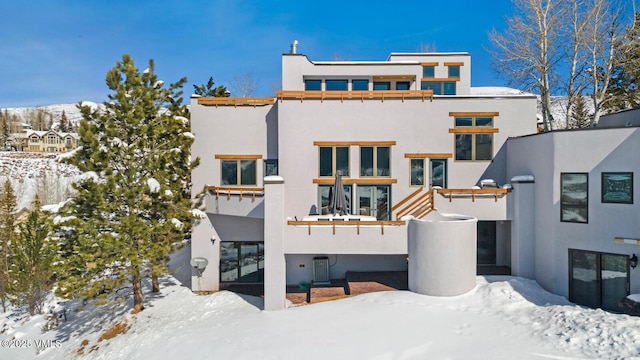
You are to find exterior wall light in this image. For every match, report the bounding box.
[631,254,638,269]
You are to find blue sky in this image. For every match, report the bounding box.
[0,0,514,108]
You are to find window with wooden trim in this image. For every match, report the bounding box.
[360,146,390,177]
[448,65,460,78]
[221,159,257,186]
[319,146,349,177]
[421,81,456,95]
[409,158,447,187]
[453,116,495,161]
[422,66,435,78]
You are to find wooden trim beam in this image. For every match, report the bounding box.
[215,154,263,159]
[444,62,465,66]
[448,128,499,134]
[373,75,416,81]
[404,153,453,159]
[421,78,460,82]
[313,141,396,146]
[313,178,398,185]
[420,62,439,66]
[449,112,500,117]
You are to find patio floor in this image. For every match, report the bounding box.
[224,266,511,306]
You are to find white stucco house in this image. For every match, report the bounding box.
[190,47,639,312]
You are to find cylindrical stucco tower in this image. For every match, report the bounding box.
[407,212,478,296]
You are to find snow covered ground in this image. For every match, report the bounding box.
[2,268,640,359]
[0,152,84,209]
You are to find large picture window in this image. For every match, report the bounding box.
[360,146,390,177]
[221,159,257,186]
[319,146,349,177]
[561,173,588,223]
[453,116,495,161]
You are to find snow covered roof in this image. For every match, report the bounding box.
[25,129,79,139]
[470,87,534,96]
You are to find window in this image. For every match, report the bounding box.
[448,65,460,78]
[561,173,588,223]
[325,79,348,91]
[305,79,321,90]
[373,82,390,91]
[352,79,369,91]
[421,82,441,95]
[318,184,352,215]
[221,159,257,186]
[48,134,57,144]
[422,66,435,78]
[319,146,349,177]
[443,82,456,95]
[396,82,410,90]
[264,159,278,176]
[602,172,633,204]
[357,185,391,220]
[454,116,494,161]
[30,136,39,143]
[410,159,425,186]
[421,82,456,95]
[360,146,390,177]
[410,158,447,187]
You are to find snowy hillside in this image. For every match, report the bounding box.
[2,274,640,359]
[3,102,101,129]
[0,152,84,209]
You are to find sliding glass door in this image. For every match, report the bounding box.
[356,185,391,220]
[569,249,629,312]
[220,242,264,283]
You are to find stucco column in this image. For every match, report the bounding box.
[508,175,535,279]
[190,214,219,292]
[264,176,286,310]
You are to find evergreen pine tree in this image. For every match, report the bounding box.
[0,180,17,312]
[193,77,230,97]
[570,95,592,129]
[57,54,199,312]
[606,12,640,112]
[59,110,69,133]
[9,196,55,315]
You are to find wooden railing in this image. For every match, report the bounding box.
[207,186,265,200]
[436,188,511,202]
[276,90,434,103]
[287,220,405,235]
[392,187,435,220]
[197,97,275,107]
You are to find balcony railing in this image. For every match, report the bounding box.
[287,220,405,235]
[392,188,435,220]
[207,186,265,200]
[436,188,511,202]
[197,97,275,107]
[276,90,434,103]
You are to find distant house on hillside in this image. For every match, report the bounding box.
[22,130,79,153]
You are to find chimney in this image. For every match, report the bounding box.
[290,40,298,54]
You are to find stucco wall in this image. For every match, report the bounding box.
[507,128,640,296]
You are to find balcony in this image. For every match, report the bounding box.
[276,90,434,103]
[284,218,407,255]
[206,186,264,218]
